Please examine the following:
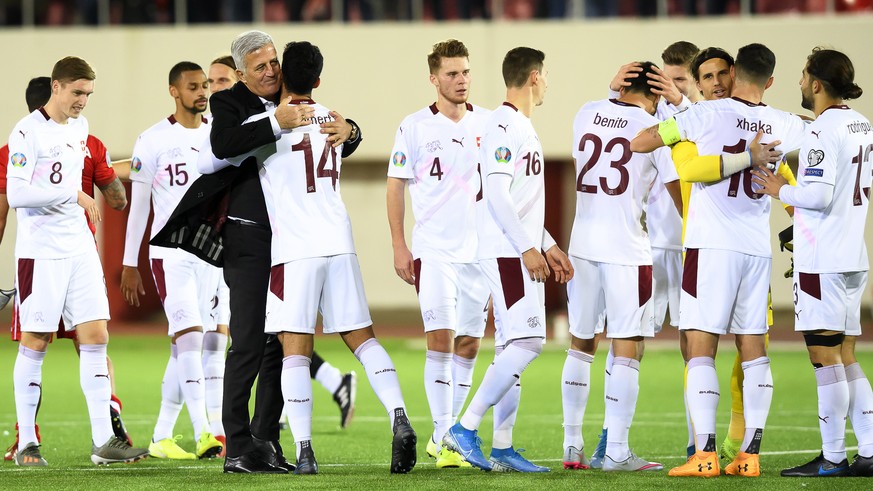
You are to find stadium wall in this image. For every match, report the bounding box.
[0,15,871,312]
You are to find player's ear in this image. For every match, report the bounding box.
[729,65,736,80]
[429,72,438,87]
[313,78,321,89]
[169,84,178,98]
[764,76,774,90]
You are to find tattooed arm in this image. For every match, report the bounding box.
[98,177,128,210]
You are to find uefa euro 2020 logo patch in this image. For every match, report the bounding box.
[495,147,511,164]
[10,153,26,168]
[131,157,142,173]
[392,151,406,167]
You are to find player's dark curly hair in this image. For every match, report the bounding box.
[806,47,863,100]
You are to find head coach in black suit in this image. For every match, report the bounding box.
[212,30,362,474]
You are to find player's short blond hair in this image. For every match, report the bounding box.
[428,39,469,74]
[51,56,95,84]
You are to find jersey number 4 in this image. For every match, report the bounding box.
[292,134,339,193]
[576,133,630,195]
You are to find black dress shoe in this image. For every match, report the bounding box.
[224,453,287,474]
[294,440,318,475]
[252,437,296,472]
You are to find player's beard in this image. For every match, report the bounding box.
[184,100,208,115]
[800,84,814,111]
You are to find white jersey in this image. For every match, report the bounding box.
[794,106,873,273]
[130,115,211,260]
[243,99,355,265]
[7,109,92,259]
[477,103,546,259]
[674,97,807,257]
[569,99,679,265]
[647,97,687,250]
[388,103,489,263]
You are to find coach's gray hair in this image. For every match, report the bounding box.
[231,30,274,73]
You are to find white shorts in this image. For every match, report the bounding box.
[265,254,372,335]
[479,257,546,342]
[652,247,682,330]
[794,270,866,336]
[215,273,230,326]
[414,259,489,338]
[14,251,109,333]
[567,256,655,340]
[679,248,770,335]
[151,256,222,336]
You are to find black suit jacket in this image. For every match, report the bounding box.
[150,81,362,265]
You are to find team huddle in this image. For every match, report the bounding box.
[2,30,873,480]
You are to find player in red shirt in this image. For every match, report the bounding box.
[1,76,130,461]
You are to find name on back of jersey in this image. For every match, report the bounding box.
[592,112,628,129]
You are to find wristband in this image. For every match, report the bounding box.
[657,118,681,146]
[721,149,752,177]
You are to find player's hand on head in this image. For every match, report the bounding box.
[522,248,550,283]
[609,62,642,92]
[321,111,352,148]
[647,65,682,107]
[750,130,782,168]
[393,245,415,285]
[77,191,101,223]
[545,245,574,284]
[751,165,787,199]
[276,96,315,129]
[120,266,146,307]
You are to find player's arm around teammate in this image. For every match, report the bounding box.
[753,48,873,477]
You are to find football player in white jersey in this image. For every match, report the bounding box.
[754,48,873,478]
[589,42,700,468]
[230,41,416,475]
[8,56,148,467]
[121,62,224,461]
[387,39,490,469]
[647,47,800,463]
[632,43,807,478]
[205,53,358,433]
[441,47,573,473]
[562,62,682,473]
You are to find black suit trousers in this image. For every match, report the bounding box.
[221,220,284,457]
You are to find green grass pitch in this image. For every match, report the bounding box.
[0,333,871,489]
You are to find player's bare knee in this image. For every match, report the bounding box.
[20,332,51,352]
[75,321,109,345]
[841,336,858,366]
[570,334,596,355]
[804,332,844,367]
[341,325,375,352]
[426,329,453,353]
[612,337,644,360]
[454,335,480,358]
